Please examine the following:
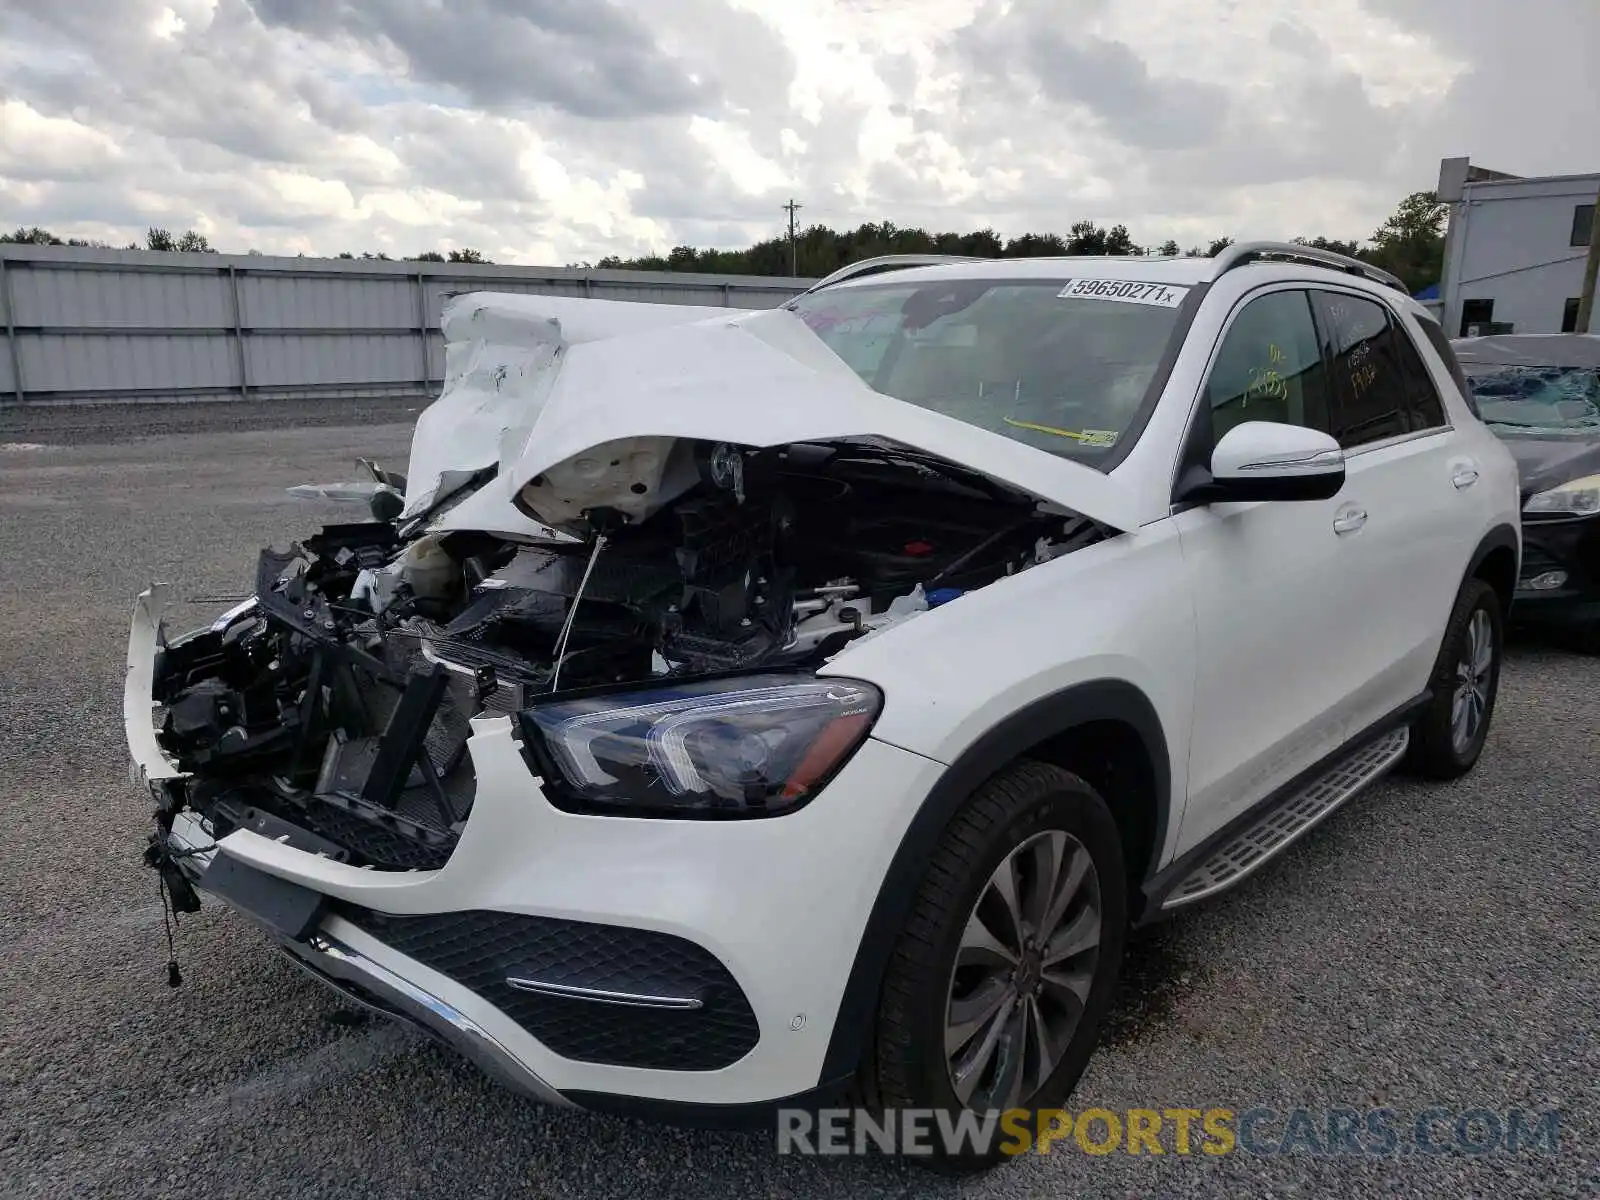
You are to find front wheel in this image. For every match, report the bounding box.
[1403,578,1503,779]
[863,761,1127,1172]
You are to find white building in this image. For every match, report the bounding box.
[1437,156,1597,337]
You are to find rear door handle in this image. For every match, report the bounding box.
[1450,459,1480,489]
[1333,505,1367,535]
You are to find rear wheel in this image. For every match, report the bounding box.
[863,761,1127,1172]
[1403,578,1503,779]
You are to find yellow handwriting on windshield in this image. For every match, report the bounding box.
[1003,416,1093,441]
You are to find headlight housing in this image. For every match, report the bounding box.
[520,674,882,817]
[1524,473,1600,516]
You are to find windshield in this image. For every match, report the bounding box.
[1465,364,1600,435]
[788,277,1190,464]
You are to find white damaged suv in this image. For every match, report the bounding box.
[127,245,1519,1168]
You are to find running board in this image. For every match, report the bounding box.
[1161,728,1409,910]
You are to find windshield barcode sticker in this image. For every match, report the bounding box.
[1058,279,1189,307]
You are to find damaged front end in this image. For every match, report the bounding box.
[132,436,1110,875]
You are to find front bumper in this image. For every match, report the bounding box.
[1511,515,1600,628]
[128,587,946,1113]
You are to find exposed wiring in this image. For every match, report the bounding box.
[157,874,182,988]
[168,841,219,859]
[548,534,607,693]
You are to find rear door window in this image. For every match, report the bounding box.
[1312,292,1429,448]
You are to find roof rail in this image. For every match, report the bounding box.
[1212,241,1407,293]
[800,254,990,295]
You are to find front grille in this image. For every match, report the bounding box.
[342,908,760,1071]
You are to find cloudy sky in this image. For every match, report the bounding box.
[0,0,1592,265]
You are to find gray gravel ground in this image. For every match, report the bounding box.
[0,407,1596,1199]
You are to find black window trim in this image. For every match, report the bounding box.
[1306,283,1456,453]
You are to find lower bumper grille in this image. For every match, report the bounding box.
[297,802,454,872]
[342,908,760,1071]
[1518,542,1564,579]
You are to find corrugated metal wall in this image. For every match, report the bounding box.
[0,246,812,407]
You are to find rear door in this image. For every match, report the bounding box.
[1309,288,1479,710]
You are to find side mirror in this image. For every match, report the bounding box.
[1181,421,1346,504]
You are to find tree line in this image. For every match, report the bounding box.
[0,225,493,264]
[1,190,1446,293]
[589,191,1446,295]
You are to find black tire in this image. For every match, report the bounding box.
[1403,578,1503,780]
[862,761,1127,1173]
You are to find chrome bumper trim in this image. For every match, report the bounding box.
[505,976,705,1010]
[273,930,573,1108]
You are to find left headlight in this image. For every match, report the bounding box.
[1524,473,1600,516]
[521,674,882,817]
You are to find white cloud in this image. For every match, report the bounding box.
[151,6,185,38]
[0,0,1590,261]
[0,99,124,180]
[688,117,791,195]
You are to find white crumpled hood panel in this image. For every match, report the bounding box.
[405,291,1140,538]
[401,292,738,527]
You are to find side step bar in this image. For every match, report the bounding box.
[1161,728,1410,910]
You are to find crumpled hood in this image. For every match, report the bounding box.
[401,292,738,529]
[405,291,1140,538]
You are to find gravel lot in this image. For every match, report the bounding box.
[1,404,1596,1199]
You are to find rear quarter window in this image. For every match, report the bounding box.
[1415,316,1480,417]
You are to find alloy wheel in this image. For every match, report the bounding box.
[944,829,1102,1110]
[1450,607,1495,755]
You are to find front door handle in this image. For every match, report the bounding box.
[1333,505,1367,535]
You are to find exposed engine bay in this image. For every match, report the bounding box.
[149,438,1108,871]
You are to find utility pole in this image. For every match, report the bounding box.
[782,198,803,276]
[1576,184,1600,334]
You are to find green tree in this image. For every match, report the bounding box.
[1104,224,1142,256]
[408,251,446,262]
[2,226,63,244]
[1157,239,1180,257]
[447,247,491,263]
[1003,232,1068,257]
[1361,190,1446,294]
[145,227,212,252]
[1293,235,1363,257]
[1065,220,1108,255]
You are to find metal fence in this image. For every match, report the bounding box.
[0,245,813,407]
